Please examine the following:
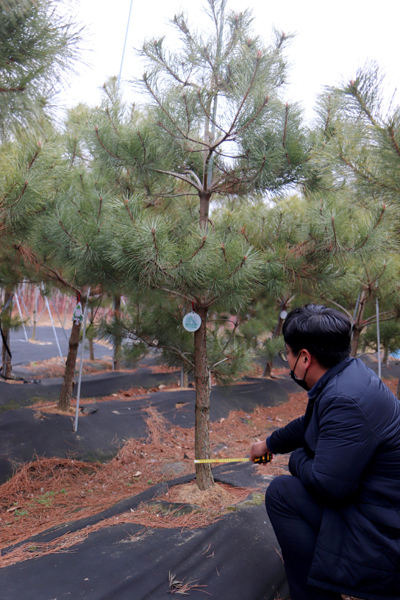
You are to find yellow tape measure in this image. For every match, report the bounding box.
[194,458,248,463]
[195,453,273,465]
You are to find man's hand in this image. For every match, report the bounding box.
[250,440,268,462]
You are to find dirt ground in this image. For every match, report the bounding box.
[21,356,114,379]
[20,356,182,380]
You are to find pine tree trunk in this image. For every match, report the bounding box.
[194,306,214,490]
[383,344,389,367]
[180,365,188,388]
[31,286,39,340]
[113,294,122,370]
[89,307,95,361]
[89,337,95,361]
[1,329,12,378]
[351,289,368,357]
[199,192,211,226]
[263,361,272,378]
[58,319,81,410]
[263,299,289,377]
[1,288,13,378]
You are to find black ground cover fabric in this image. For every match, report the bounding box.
[0,505,289,600]
[0,464,288,600]
[0,377,296,484]
[361,353,400,380]
[10,326,111,366]
[2,463,271,554]
[0,356,397,484]
[0,369,180,410]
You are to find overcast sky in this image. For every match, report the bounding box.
[56,0,400,124]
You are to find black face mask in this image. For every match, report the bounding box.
[290,352,310,391]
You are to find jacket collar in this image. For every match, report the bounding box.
[307,357,354,400]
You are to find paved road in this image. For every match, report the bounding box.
[8,325,112,365]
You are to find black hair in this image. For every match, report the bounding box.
[282,304,351,368]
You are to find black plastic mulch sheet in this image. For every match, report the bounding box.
[0,464,289,600]
[0,377,296,484]
[0,369,180,409]
[0,507,288,600]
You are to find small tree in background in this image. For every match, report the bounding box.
[308,82,400,354]
[312,66,400,207]
[361,318,400,366]
[304,192,400,356]
[0,118,105,409]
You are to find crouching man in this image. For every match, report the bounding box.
[251,304,400,600]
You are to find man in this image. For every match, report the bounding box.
[250,304,400,600]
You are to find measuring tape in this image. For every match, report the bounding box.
[194,458,248,464]
[194,453,273,465]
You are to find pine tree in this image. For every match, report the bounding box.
[89,0,309,489]
[0,119,105,408]
[310,70,400,354]
[0,0,79,139]
[305,190,400,356]
[312,65,400,206]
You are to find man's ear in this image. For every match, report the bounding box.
[301,349,312,364]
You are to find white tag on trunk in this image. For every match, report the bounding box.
[182,311,201,332]
[73,302,83,325]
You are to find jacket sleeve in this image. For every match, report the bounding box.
[267,416,306,454]
[289,395,378,502]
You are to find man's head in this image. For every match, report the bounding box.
[283,304,352,369]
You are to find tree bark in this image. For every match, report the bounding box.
[383,344,389,367]
[194,306,214,490]
[89,338,95,361]
[31,286,40,340]
[351,289,368,357]
[1,287,13,378]
[263,298,290,377]
[113,294,122,370]
[199,192,211,227]
[263,361,272,378]
[58,303,84,410]
[180,365,189,388]
[89,307,95,361]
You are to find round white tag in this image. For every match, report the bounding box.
[183,311,202,332]
[280,310,288,320]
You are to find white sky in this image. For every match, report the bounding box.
[56,0,400,124]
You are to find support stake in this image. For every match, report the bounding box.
[14,293,29,342]
[42,286,63,360]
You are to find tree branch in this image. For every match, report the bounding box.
[0,86,26,92]
[214,54,262,146]
[388,125,400,158]
[151,168,202,192]
[13,244,80,294]
[158,286,196,304]
[190,236,207,259]
[58,219,80,246]
[282,103,291,165]
[339,151,400,193]
[123,197,134,222]
[94,127,122,161]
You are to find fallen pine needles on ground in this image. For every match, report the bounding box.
[0,390,309,565]
[168,571,210,596]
